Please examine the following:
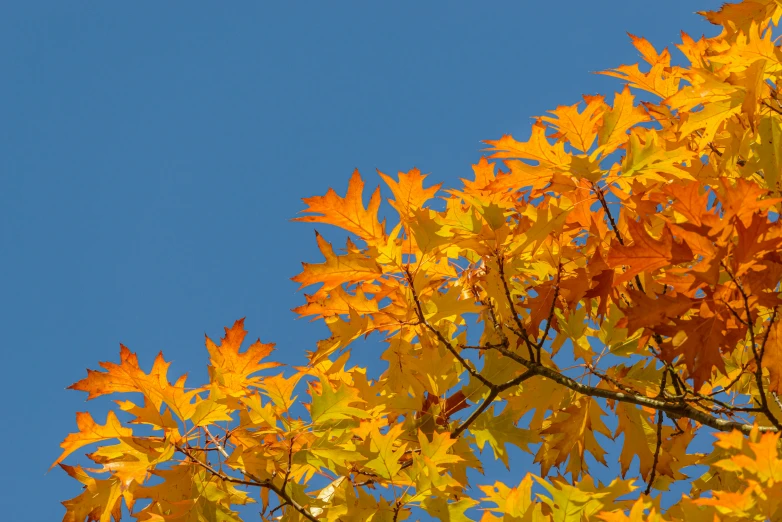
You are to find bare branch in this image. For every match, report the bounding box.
[405,268,496,389]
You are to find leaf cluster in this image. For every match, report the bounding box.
[56,1,782,520]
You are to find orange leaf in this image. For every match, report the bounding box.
[663,180,710,227]
[719,177,782,228]
[68,345,172,404]
[292,286,379,319]
[59,464,123,522]
[618,289,693,334]
[52,411,132,469]
[291,232,382,292]
[460,156,499,194]
[596,86,650,156]
[764,318,782,394]
[206,318,282,391]
[607,221,693,286]
[599,34,680,99]
[483,120,571,170]
[540,95,607,153]
[378,168,441,221]
[627,33,671,67]
[294,169,386,243]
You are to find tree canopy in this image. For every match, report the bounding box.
[56,1,782,520]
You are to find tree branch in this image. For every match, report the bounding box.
[645,409,664,496]
[491,344,778,434]
[645,374,667,495]
[452,369,535,438]
[723,265,781,430]
[536,260,563,360]
[203,426,229,458]
[594,184,623,246]
[497,255,538,362]
[405,268,496,389]
[594,183,691,400]
[176,445,320,522]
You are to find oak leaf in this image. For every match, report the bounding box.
[540,95,606,153]
[205,318,281,392]
[294,169,386,243]
[607,220,693,285]
[59,464,123,522]
[55,5,782,522]
[52,411,132,470]
[378,168,441,221]
[596,86,650,157]
[292,232,382,292]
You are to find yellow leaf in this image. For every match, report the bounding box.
[364,424,408,480]
[310,377,369,424]
[679,95,743,143]
[479,474,536,520]
[472,405,539,468]
[190,397,233,427]
[257,372,304,413]
[422,496,479,522]
[418,430,462,469]
[537,397,611,477]
[534,475,637,522]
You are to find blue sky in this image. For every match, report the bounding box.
[0,2,721,519]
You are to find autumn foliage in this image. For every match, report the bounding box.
[57,2,782,521]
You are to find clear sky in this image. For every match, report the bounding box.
[0,2,721,519]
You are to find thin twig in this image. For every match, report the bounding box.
[595,184,689,398]
[594,184,623,245]
[405,268,495,389]
[712,362,751,396]
[723,264,781,430]
[281,435,296,503]
[536,261,563,360]
[645,409,664,495]
[497,256,538,361]
[588,364,642,396]
[451,369,535,438]
[203,426,229,458]
[763,100,782,116]
[177,445,319,522]
[393,500,403,522]
[489,344,778,434]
